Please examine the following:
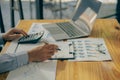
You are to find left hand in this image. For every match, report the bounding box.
[2,28,27,41]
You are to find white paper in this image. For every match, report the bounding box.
[5,23,56,54]
[6,23,57,80]
[50,42,74,59]
[28,23,56,43]
[68,38,112,61]
[6,61,57,80]
[22,23,74,59]
[16,41,74,60]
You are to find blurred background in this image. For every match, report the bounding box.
[0,0,119,32]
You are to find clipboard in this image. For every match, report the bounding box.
[49,42,75,60]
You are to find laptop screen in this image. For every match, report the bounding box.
[72,0,102,31]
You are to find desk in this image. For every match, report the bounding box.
[0,19,120,80]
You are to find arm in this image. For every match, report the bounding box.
[0,44,58,73]
[0,28,28,73]
[0,51,28,73]
[0,28,58,73]
[0,28,27,45]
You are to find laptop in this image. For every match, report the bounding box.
[43,0,102,40]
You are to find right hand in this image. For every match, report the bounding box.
[28,44,58,62]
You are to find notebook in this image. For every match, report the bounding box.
[43,0,102,40]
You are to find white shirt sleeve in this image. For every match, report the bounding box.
[0,51,29,73]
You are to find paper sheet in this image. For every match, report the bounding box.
[15,23,74,59]
[5,23,56,54]
[6,23,57,80]
[28,23,56,43]
[68,38,112,61]
[6,61,57,80]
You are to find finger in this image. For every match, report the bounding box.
[51,45,59,52]
[46,55,53,59]
[37,54,52,62]
[47,47,58,54]
[43,41,49,45]
[14,34,22,39]
[20,29,28,36]
[49,51,55,55]
[44,44,52,49]
[13,29,28,36]
[51,44,58,50]
[54,46,59,51]
[40,56,51,62]
[40,58,48,62]
[9,34,22,40]
[47,44,57,49]
[49,49,57,53]
[33,57,46,62]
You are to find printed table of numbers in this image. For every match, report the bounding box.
[68,38,112,61]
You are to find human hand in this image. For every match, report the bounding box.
[2,28,27,41]
[28,44,58,62]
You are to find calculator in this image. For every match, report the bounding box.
[18,31,44,43]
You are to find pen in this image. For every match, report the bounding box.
[56,48,61,51]
[98,50,106,54]
[42,40,49,44]
[42,40,61,51]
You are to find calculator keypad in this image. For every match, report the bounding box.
[18,31,44,43]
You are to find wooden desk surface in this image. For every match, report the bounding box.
[0,19,120,80]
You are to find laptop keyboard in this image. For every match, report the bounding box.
[56,22,83,37]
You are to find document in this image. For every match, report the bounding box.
[6,23,74,80]
[16,41,74,60]
[5,23,56,54]
[28,23,56,43]
[48,42,74,59]
[6,23,57,80]
[6,61,57,80]
[68,38,112,61]
[16,23,74,59]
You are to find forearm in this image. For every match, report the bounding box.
[0,51,29,73]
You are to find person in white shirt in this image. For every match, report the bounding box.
[0,28,58,73]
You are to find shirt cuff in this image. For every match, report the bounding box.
[15,51,29,67]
